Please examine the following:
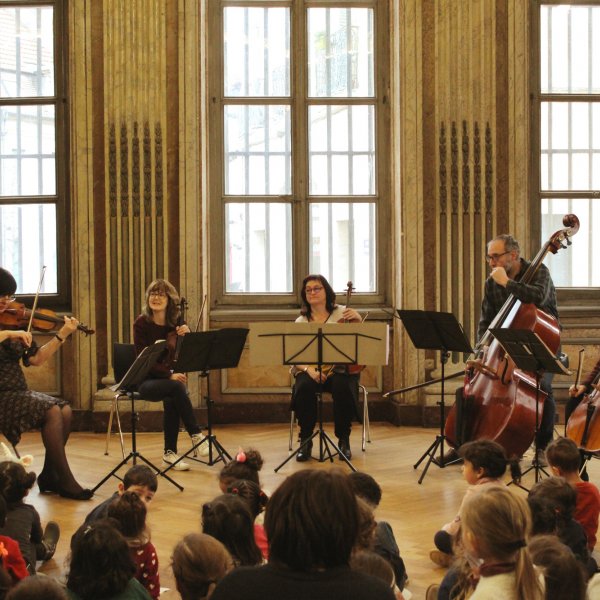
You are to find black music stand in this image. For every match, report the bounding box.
[398,310,473,484]
[93,341,183,493]
[261,323,387,473]
[160,328,249,473]
[490,328,569,489]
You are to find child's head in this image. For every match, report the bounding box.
[171,533,233,600]
[459,439,508,483]
[218,449,263,492]
[528,477,577,534]
[120,465,158,505]
[67,520,136,600]
[348,471,382,508]
[226,479,268,519]
[107,491,148,542]
[545,437,581,475]
[461,487,542,598]
[0,461,36,506]
[350,550,395,592]
[202,494,262,567]
[529,535,587,600]
[6,574,68,599]
[354,497,376,551]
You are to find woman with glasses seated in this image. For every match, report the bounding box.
[133,279,207,471]
[0,267,92,500]
[291,274,361,462]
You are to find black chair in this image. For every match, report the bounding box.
[104,343,137,457]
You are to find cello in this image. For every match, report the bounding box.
[566,360,600,453]
[444,214,580,458]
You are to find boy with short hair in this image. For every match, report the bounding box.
[70,464,158,548]
[546,436,600,550]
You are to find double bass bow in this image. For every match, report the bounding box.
[444,214,580,458]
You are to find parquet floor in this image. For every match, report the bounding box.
[21,423,599,599]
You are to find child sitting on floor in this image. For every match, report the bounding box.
[430,439,507,568]
[218,449,263,492]
[545,437,600,551]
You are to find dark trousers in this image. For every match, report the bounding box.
[137,378,201,453]
[537,368,556,450]
[293,371,358,441]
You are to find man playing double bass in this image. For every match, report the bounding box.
[477,234,560,466]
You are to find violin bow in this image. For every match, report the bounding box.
[27,266,47,334]
[194,294,208,333]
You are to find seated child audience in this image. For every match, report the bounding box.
[107,491,160,599]
[349,471,408,590]
[71,464,157,548]
[67,520,151,600]
[171,533,233,600]
[431,439,507,568]
[218,449,263,492]
[5,575,68,600]
[461,486,543,600]
[0,461,59,574]
[528,476,597,577]
[0,496,28,584]
[202,494,262,567]
[210,468,396,600]
[225,479,269,560]
[354,497,377,552]
[528,535,586,600]
[545,437,600,550]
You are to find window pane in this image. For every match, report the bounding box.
[224,105,291,195]
[223,7,290,97]
[541,5,600,94]
[0,6,55,98]
[542,198,600,286]
[0,203,57,293]
[309,105,375,195]
[0,105,56,196]
[308,7,374,98]
[541,102,600,191]
[225,202,292,292]
[309,202,376,292]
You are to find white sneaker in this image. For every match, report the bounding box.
[191,433,210,457]
[162,450,190,471]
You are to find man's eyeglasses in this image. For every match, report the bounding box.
[0,294,15,301]
[149,291,167,298]
[485,251,511,263]
[305,286,324,294]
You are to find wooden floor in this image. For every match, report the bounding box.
[22,423,599,599]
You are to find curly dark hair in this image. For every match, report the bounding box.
[218,448,263,487]
[142,279,182,327]
[67,520,136,600]
[299,274,337,319]
[0,461,36,507]
[107,491,148,542]
[458,439,508,479]
[226,479,268,518]
[545,437,581,473]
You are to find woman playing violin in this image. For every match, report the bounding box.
[291,274,361,462]
[0,268,92,500]
[133,279,207,471]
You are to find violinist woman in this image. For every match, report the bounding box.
[133,279,207,471]
[0,267,92,500]
[291,274,361,462]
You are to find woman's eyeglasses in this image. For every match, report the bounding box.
[149,291,167,298]
[305,286,323,294]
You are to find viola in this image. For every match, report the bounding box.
[0,300,95,336]
[342,281,365,376]
[166,297,188,368]
[444,214,579,458]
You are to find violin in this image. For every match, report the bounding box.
[0,300,95,336]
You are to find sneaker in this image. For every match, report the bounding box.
[41,521,60,560]
[191,433,210,457]
[429,550,453,568]
[162,450,190,471]
[532,448,548,467]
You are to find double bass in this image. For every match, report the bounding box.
[444,214,579,458]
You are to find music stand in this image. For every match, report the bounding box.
[248,322,389,472]
[398,310,473,484]
[490,328,570,489]
[93,341,183,492]
[160,328,249,473]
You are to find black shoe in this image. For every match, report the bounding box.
[296,439,313,462]
[338,438,352,460]
[58,487,93,501]
[41,521,60,560]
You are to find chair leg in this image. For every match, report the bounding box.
[105,395,125,459]
[360,384,371,452]
[289,409,296,451]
